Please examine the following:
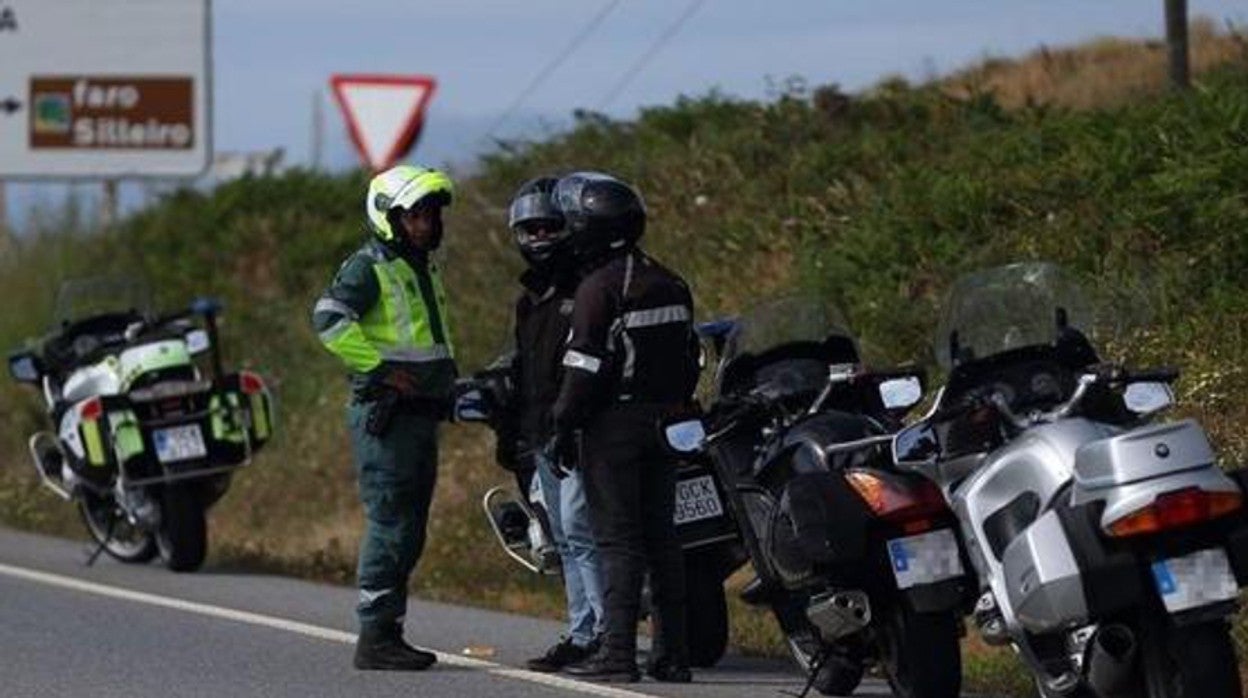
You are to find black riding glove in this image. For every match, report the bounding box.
[541,431,579,480]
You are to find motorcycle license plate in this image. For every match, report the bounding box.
[674,474,723,525]
[887,528,964,589]
[1151,548,1238,613]
[154,424,207,463]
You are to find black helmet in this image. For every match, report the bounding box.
[552,172,645,265]
[508,176,569,269]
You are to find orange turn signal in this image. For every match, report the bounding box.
[1106,487,1242,538]
[845,470,947,527]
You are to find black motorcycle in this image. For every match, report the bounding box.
[664,297,973,697]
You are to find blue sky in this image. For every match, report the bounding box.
[8,0,1247,229]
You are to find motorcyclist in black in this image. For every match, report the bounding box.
[546,172,699,683]
[506,177,606,672]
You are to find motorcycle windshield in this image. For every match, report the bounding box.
[715,296,858,397]
[52,276,153,327]
[722,296,855,363]
[934,262,1090,370]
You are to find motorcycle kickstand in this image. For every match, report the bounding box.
[84,516,117,567]
[782,648,830,698]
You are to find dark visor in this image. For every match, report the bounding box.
[508,192,564,230]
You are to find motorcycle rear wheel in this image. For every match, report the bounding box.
[786,635,865,696]
[877,603,961,698]
[77,492,158,563]
[1139,616,1241,698]
[156,483,208,572]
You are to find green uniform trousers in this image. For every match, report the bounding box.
[347,402,439,631]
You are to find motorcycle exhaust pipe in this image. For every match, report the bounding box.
[1085,624,1137,698]
[805,591,871,641]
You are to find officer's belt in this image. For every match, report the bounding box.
[355,390,449,420]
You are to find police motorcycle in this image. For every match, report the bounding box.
[455,351,745,669]
[7,278,274,572]
[665,297,972,698]
[891,262,1248,698]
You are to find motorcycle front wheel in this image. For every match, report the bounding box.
[156,483,208,572]
[1139,616,1241,698]
[877,603,961,698]
[77,491,158,563]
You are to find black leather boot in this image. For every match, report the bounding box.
[353,623,438,671]
[527,636,598,673]
[645,656,692,683]
[562,647,640,683]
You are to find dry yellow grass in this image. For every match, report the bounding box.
[944,18,1248,110]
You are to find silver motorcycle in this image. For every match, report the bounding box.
[892,262,1248,698]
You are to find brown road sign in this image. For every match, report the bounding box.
[30,76,194,150]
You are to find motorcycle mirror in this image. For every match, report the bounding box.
[892,421,940,470]
[1123,381,1174,415]
[185,329,211,356]
[879,376,923,411]
[695,318,737,359]
[7,351,41,384]
[453,387,491,423]
[190,297,223,316]
[663,418,706,454]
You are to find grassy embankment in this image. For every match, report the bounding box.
[1,23,1246,696]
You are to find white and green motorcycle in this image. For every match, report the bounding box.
[7,278,274,572]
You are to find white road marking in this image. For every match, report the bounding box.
[0,562,658,698]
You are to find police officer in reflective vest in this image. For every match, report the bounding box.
[312,165,457,671]
[546,172,699,683]
[506,177,606,672]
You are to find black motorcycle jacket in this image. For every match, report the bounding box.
[551,248,699,434]
[513,267,578,443]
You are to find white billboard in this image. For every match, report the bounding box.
[0,0,211,178]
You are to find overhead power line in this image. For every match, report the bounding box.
[484,0,622,141]
[599,0,705,111]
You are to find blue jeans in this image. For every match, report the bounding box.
[535,454,604,647]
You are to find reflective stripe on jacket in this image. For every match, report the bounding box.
[313,240,457,398]
[552,248,698,433]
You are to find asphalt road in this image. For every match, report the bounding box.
[0,527,954,698]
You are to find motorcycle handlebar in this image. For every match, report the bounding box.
[1087,363,1180,384]
[928,394,987,424]
[703,393,771,447]
[819,433,894,458]
[923,363,1182,433]
[126,299,225,341]
[1117,366,1180,384]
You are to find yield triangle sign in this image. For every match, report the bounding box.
[330,74,437,172]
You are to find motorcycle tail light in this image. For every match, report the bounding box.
[1106,487,1243,538]
[239,371,266,395]
[845,470,947,526]
[78,396,103,422]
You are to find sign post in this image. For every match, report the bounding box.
[330,75,436,172]
[0,0,212,179]
[1165,0,1190,90]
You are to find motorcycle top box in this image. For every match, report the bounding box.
[8,277,274,572]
